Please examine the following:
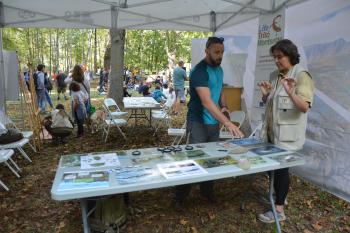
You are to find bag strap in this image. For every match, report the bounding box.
[81,82,88,93]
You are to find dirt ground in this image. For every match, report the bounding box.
[0,83,349,233]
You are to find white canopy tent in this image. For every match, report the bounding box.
[0,0,307,111]
[0,0,305,30]
[0,0,349,207]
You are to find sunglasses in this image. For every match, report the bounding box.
[206,37,224,48]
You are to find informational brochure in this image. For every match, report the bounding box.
[249,145,287,156]
[115,166,159,185]
[268,153,303,164]
[80,153,120,169]
[185,149,206,158]
[60,154,82,167]
[57,170,109,191]
[157,160,207,179]
[229,138,265,147]
[196,156,237,168]
[230,155,280,169]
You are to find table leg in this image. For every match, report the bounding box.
[134,109,137,126]
[81,199,90,233]
[149,109,152,127]
[269,171,281,233]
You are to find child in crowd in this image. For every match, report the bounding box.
[43,103,74,144]
[123,85,132,97]
[162,83,169,97]
[142,85,152,97]
[152,83,167,103]
[69,82,87,138]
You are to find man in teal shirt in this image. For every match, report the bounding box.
[174,37,244,206]
[172,60,187,114]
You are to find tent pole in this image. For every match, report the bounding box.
[0,29,6,114]
[210,11,216,33]
[0,2,5,113]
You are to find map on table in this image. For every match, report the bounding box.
[267,153,303,164]
[249,145,287,156]
[157,160,207,179]
[81,153,120,169]
[131,149,173,164]
[229,138,265,147]
[115,166,159,185]
[196,156,237,168]
[171,149,207,160]
[58,170,109,191]
[230,155,280,169]
[60,154,82,167]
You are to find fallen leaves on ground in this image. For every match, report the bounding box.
[1,83,350,233]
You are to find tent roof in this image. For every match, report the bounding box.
[0,0,306,31]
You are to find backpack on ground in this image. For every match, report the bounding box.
[89,195,126,233]
[0,128,24,144]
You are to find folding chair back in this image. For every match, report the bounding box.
[229,111,245,129]
[101,105,127,142]
[248,122,263,139]
[168,120,186,146]
[104,98,121,111]
[103,98,128,118]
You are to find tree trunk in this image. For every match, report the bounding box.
[40,31,44,63]
[103,44,110,71]
[49,30,52,75]
[108,28,125,105]
[35,29,39,64]
[65,33,69,71]
[56,29,59,73]
[86,29,93,68]
[94,29,97,73]
[26,29,33,63]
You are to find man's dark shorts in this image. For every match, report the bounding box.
[57,86,67,94]
[175,87,184,99]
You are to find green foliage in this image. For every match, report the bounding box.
[125,30,210,72]
[2,28,210,74]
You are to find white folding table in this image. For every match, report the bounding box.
[51,142,305,233]
[123,97,161,127]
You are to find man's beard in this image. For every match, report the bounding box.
[208,56,222,67]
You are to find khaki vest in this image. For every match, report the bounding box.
[261,64,311,151]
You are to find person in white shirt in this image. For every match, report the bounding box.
[43,104,74,144]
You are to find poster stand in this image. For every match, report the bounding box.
[18,62,43,151]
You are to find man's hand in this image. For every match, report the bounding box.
[224,121,244,138]
[221,107,230,120]
[258,81,272,96]
[281,77,296,96]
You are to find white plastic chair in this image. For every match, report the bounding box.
[248,122,263,139]
[0,111,36,153]
[0,149,21,178]
[151,98,173,135]
[103,98,128,118]
[0,138,32,162]
[0,179,9,191]
[22,131,36,152]
[220,111,245,139]
[102,105,127,142]
[167,120,186,146]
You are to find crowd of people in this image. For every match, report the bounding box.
[23,64,93,141]
[22,36,314,225]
